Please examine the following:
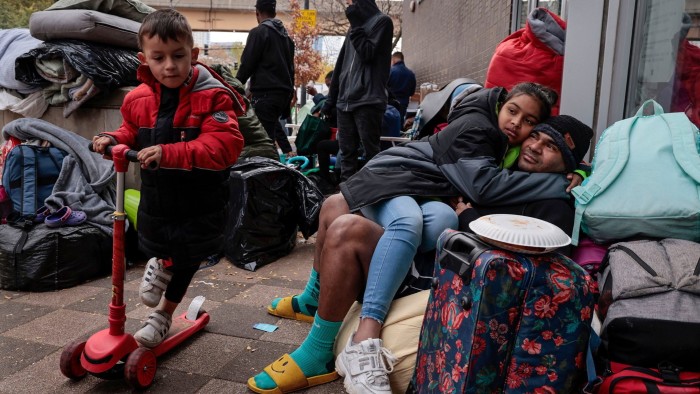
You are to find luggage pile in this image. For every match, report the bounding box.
[571,100,700,393]
[0,118,115,291]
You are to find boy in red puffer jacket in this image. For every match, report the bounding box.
[92,8,244,348]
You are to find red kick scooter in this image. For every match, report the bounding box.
[59,144,210,389]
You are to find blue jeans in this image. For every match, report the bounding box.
[359,196,458,323]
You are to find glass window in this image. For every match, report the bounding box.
[538,0,562,15]
[514,0,564,31]
[627,0,700,127]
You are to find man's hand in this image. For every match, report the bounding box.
[455,200,472,216]
[137,145,162,170]
[566,172,584,193]
[306,85,318,96]
[91,136,111,154]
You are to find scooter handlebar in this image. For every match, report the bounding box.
[89,143,154,167]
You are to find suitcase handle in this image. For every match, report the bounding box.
[439,231,490,279]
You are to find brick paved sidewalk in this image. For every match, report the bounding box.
[0,234,345,393]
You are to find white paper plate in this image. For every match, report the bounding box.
[469,214,571,254]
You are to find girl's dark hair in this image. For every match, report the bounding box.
[138,8,194,50]
[503,82,559,120]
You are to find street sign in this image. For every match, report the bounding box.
[298,9,317,27]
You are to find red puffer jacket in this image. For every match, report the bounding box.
[103,63,246,266]
[485,8,566,115]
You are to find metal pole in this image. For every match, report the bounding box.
[299,0,310,107]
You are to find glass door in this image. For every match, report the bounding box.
[626,0,700,127]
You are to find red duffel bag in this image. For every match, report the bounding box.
[596,362,700,393]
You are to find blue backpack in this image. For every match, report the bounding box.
[571,100,700,245]
[2,144,66,217]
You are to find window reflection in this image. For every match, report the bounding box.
[628,0,700,127]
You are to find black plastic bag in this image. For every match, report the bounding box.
[15,39,139,90]
[0,222,112,291]
[224,157,323,271]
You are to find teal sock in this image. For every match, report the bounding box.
[252,314,341,390]
[271,268,319,316]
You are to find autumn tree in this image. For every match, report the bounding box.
[287,0,324,92]
[309,0,403,49]
[0,0,53,29]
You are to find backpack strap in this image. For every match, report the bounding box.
[570,117,634,244]
[663,113,700,184]
[19,146,37,217]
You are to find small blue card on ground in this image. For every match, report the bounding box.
[253,323,278,332]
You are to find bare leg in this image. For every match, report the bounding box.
[313,193,351,272]
[317,214,383,321]
[249,214,383,391]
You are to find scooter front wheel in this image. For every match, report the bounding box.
[59,340,87,380]
[125,347,157,389]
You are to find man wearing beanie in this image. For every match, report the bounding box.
[321,0,393,181]
[457,114,595,256]
[236,0,296,157]
[247,115,595,394]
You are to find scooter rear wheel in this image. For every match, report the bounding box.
[59,340,87,380]
[125,347,157,389]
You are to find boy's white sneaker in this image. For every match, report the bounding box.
[134,310,172,348]
[335,336,397,394]
[139,258,172,307]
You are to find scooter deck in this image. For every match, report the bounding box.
[151,310,209,357]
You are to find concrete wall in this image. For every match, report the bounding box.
[0,88,142,189]
[401,0,512,89]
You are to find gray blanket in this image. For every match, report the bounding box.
[0,29,43,94]
[2,118,116,235]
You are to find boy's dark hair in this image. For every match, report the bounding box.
[138,8,194,50]
[392,51,404,61]
[325,71,333,80]
[504,82,558,120]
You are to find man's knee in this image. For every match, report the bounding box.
[325,214,381,250]
[320,193,349,222]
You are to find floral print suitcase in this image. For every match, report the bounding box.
[408,230,596,393]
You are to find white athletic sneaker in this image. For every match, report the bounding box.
[335,336,397,394]
[134,310,172,348]
[139,258,172,307]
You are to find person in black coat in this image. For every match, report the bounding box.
[321,0,393,181]
[236,0,295,156]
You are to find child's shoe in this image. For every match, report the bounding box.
[335,336,397,394]
[134,310,172,348]
[139,258,172,307]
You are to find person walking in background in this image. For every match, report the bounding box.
[321,0,393,181]
[236,0,296,157]
[387,51,416,121]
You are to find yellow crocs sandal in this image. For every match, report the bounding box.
[247,353,339,394]
[266,295,314,323]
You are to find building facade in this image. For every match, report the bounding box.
[403,0,700,152]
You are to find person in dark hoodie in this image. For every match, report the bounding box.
[321,0,394,181]
[236,0,296,157]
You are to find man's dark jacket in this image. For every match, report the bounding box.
[340,87,570,211]
[388,60,416,115]
[236,18,294,94]
[324,0,393,113]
